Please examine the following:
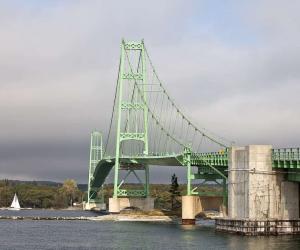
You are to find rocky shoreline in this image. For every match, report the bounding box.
[0,214,178,223]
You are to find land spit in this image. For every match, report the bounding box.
[0,214,178,223]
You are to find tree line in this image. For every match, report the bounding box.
[0,176,222,210]
[0,179,82,209]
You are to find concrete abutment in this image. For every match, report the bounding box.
[216,145,300,235]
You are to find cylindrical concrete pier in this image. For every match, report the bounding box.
[182,196,196,225]
[109,198,120,213]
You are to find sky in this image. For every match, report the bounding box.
[0,0,300,184]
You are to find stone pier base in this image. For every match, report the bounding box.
[109,197,155,213]
[216,218,300,235]
[83,202,106,211]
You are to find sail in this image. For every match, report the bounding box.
[10,193,21,209]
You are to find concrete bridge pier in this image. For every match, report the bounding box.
[83,201,106,211]
[216,145,300,235]
[182,196,225,224]
[109,198,120,213]
[109,197,155,213]
[182,196,197,224]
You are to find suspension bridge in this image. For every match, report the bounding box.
[86,40,300,231]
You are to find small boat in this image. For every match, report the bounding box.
[9,193,21,210]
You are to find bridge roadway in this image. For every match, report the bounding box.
[90,148,300,192]
[91,154,187,190]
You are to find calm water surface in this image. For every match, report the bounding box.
[1,210,300,250]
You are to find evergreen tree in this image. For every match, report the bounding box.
[169,173,180,210]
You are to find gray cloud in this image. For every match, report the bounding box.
[0,1,299,183]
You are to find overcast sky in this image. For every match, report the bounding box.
[1,1,299,184]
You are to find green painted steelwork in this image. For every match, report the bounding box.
[118,189,146,197]
[272,148,300,182]
[191,151,228,167]
[89,40,231,205]
[113,40,150,198]
[87,131,103,204]
[272,148,300,169]
[287,169,300,182]
[88,146,300,201]
[89,149,229,198]
[183,146,192,195]
[183,146,228,200]
[88,40,300,211]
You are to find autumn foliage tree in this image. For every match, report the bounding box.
[59,179,81,207]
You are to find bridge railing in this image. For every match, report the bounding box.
[191,150,228,167]
[272,148,300,168]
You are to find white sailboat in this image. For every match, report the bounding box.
[9,193,21,210]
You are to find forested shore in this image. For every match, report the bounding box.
[0,179,82,208]
[0,179,222,210]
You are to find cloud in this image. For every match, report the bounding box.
[0,1,299,183]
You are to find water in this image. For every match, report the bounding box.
[0,210,300,250]
[0,208,100,217]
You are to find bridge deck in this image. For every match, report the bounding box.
[272,148,300,169]
[90,152,228,189]
[90,148,300,189]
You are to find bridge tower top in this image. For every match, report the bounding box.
[115,39,149,157]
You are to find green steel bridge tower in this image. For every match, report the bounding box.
[113,40,150,198]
